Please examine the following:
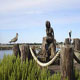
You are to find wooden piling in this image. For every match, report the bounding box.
[13,44,20,57]
[60,45,75,80]
[20,44,32,62]
[73,38,80,51]
[65,38,70,45]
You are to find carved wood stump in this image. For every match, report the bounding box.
[41,37,56,61]
[60,45,75,80]
[49,43,56,59]
[13,44,21,57]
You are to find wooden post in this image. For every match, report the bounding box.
[65,38,70,45]
[13,44,20,57]
[20,44,32,62]
[73,38,80,51]
[60,45,75,80]
[41,37,48,61]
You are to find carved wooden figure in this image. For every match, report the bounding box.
[41,21,56,61]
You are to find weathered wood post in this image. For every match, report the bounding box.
[13,44,21,57]
[60,39,75,80]
[73,38,80,51]
[20,44,32,62]
[41,37,48,61]
[65,38,70,45]
[73,38,80,63]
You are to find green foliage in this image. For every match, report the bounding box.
[75,69,80,80]
[52,72,61,80]
[0,54,80,80]
[0,54,56,80]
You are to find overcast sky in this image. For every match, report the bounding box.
[0,0,80,43]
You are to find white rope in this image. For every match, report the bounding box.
[30,47,60,67]
[74,49,80,53]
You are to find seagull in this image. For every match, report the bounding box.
[9,33,18,43]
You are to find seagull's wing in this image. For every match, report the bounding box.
[9,36,17,43]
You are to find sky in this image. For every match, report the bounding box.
[0,0,80,43]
